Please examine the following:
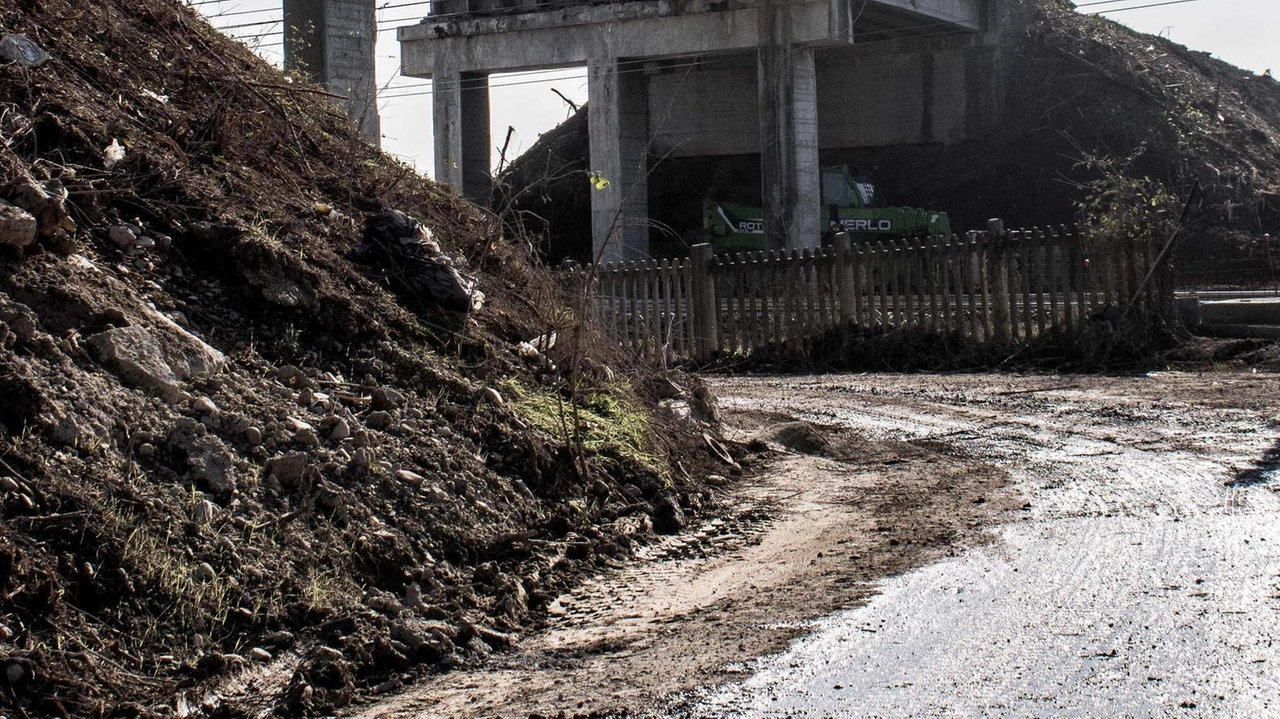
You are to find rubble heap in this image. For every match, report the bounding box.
[0,1,727,716]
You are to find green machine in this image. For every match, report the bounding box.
[703,166,951,251]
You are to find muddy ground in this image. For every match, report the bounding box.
[359,369,1280,718]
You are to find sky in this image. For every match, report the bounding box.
[195,0,1277,178]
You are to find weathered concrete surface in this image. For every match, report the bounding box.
[758,6,820,249]
[589,58,651,261]
[400,0,998,256]
[284,0,380,144]
[432,64,491,202]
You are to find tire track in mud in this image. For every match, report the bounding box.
[681,372,1280,718]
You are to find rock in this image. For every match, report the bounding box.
[350,448,374,468]
[143,308,227,380]
[192,396,219,415]
[658,399,693,423]
[394,469,425,486]
[293,427,320,448]
[263,630,295,647]
[285,417,314,433]
[87,325,182,402]
[249,647,273,662]
[372,387,405,410]
[186,436,237,495]
[313,646,343,662]
[275,364,309,387]
[4,177,74,240]
[0,33,51,67]
[405,582,425,611]
[193,562,217,583]
[479,387,503,407]
[420,485,451,503]
[0,200,37,248]
[329,419,351,441]
[107,224,138,248]
[244,426,263,446]
[267,452,308,484]
[652,495,687,534]
[194,498,218,524]
[366,411,393,430]
[0,476,18,493]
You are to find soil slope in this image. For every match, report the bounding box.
[0,2,723,716]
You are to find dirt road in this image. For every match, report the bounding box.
[359,371,1280,718]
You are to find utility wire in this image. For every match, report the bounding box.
[216,0,1207,98]
[1085,0,1201,13]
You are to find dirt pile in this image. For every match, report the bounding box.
[498,0,1280,264]
[0,2,729,716]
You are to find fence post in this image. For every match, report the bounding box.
[989,218,1012,344]
[689,243,718,362]
[834,233,853,326]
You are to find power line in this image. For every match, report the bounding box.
[1085,0,1201,13]
[206,7,280,19]
[216,0,1206,98]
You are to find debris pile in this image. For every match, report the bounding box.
[0,1,728,716]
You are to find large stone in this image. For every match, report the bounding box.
[4,177,74,239]
[146,308,227,380]
[187,436,237,495]
[87,325,183,402]
[267,452,308,485]
[652,495,687,534]
[0,200,37,248]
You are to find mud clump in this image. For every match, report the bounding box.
[0,1,731,716]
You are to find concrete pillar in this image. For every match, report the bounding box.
[588,59,650,263]
[758,4,821,251]
[283,0,380,145]
[433,66,492,202]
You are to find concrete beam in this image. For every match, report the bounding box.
[433,66,492,202]
[399,0,983,77]
[401,0,836,77]
[284,0,380,145]
[588,59,651,263]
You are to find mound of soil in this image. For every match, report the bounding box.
[498,0,1280,264]
[0,2,728,716]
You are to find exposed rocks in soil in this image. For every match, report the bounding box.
[0,2,731,716]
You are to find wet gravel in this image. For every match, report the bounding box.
[679,371,1280,717]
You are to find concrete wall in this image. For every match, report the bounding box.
[645,37,997,158]
[284,0,381,145]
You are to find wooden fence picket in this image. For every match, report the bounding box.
[581,223,1170,362]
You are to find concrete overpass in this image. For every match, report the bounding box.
[398,0,1008,262]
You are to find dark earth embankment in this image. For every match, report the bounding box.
[0,2,730,716]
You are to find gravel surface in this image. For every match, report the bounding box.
[684,371,1280,717]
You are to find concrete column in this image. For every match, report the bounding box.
[758,4,821,251]
[432,67,492,202]
[283,0,380,145]
[588,59,650,263]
